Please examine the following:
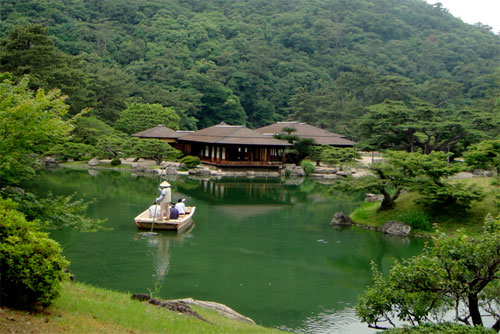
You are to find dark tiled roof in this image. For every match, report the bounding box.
[178,123,289,146]
[256,122,356,146]
[132,125,190,139]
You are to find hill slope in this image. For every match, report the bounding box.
[1,0,499,132]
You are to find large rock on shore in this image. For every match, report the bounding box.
[189,167,212,176]
[283,164,305,177]
[330,212,353,226]
[45,157,59,168]
[88,158,100,166]
[381,221,411,236]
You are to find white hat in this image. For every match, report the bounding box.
[159,181,171,188]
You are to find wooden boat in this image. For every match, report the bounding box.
[134,207,196,232]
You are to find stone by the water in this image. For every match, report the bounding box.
[381,221,411,236]
[330,212,353,226]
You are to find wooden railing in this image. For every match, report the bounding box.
[200,159,283,167]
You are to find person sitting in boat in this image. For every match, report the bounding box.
[175,198,186,215]
[169,202,179,220]
[148,203,161,219]
[155,181,171,219]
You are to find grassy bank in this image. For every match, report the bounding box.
[350,177,499,236]
[0,282,286,334]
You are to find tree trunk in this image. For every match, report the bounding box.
[468,293,483,327]
[377,189,395,211]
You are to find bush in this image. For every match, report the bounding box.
[110,158,122,166]
[386,323,495,334]
[0,199,69,308]
[396,210,432,231]
[180,155,201,169]
[46,142,97,162]
[300,159,315,176]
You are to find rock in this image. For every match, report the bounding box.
[365,193,384,202]
[336,171,352,177]
[292,166,305,177]
[166,166,178,175]
[381,221,411,236]
[330,212,353,226]
[314,167,337,174]
[174,298,255,324]
[45,157,59,168]
[188,167,211,176]
[131,164,147,171]
[161,161,181,168]
[88,158,100,166]
[131,293,151,302]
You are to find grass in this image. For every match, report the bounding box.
[0,282,286,334]
[350,177,500,237]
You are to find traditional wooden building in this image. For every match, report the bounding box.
[178,123,289,167]
[255,121,356,147]
[132,125,192,150]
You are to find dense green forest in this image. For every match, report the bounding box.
[1,0,499,141]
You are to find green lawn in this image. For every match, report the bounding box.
[0,282,286,334]
[350,177,499,236]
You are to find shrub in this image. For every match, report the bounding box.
[46,142,97,162]
[386,323,495,334]
[180,155,201,169]
[0,199,69,308]
[300,159,315,176]
[110,158,122,166]
[396,210,432,231]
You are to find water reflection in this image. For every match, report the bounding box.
[135,226,194,287]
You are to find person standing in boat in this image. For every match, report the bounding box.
[155,181,171,219]
[175,198,186,215]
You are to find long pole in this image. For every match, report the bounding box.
[150,207,157,232]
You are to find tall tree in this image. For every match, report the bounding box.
[114,102,180,134]
[0,24,89,114]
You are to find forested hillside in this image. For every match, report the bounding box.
[1,0,499,138]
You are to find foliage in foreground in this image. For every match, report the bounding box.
[384,323,495,334]
[0,74,71,186]
[0,199,69,308]
[0,187,106,232]
[357,214,500,331]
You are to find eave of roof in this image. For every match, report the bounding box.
[256,121,356,146]
[178,123,290,146]
[132,125,187,139]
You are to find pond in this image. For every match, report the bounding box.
[27,168,426,333]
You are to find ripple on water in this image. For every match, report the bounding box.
[277,307,378,334]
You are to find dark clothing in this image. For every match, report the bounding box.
[169,207,179,219]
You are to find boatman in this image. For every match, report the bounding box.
[155,181,171,219]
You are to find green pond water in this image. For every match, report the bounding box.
[27,168,426,333]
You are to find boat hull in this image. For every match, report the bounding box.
[134,207,196,232]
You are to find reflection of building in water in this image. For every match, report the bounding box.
[179,178,328,206]
[199,179,289,203]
